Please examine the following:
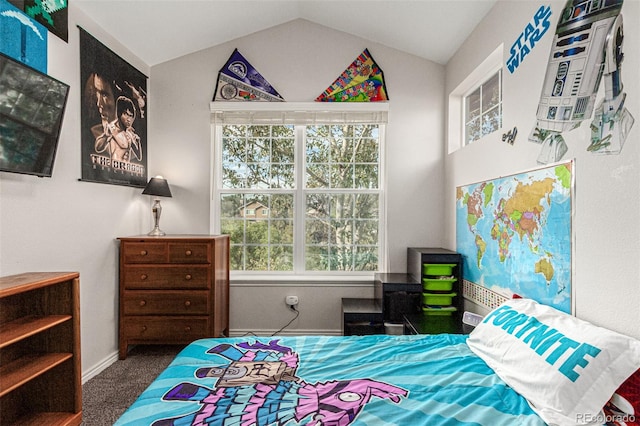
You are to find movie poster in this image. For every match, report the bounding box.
[79,27,147,187]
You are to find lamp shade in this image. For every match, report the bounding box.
[142,176,172,198]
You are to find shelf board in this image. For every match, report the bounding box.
[8,411,81,426]
[0,352,73,397]
[0,315,71,349]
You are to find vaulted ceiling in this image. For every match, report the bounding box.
[74,0,497,66]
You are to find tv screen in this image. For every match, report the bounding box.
[0,53,70,177]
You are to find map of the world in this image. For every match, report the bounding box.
[456,161,573,313]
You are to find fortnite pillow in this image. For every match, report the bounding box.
[467,299,640,426]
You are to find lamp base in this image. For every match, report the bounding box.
[148,198,166,236]
[147,227,166,236]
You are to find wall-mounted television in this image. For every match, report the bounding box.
[0,52,70,177]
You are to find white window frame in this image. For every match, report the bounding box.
[448,44,504,153]
[210,102,389,281]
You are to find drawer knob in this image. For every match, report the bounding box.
[185,274,192,280]
[140,274,148,280]
[185,250,193,256]
[140,250,148,256]
[184,300,191,307]
[184,326,191,332]
[139,300,146,306]
[141,326,147,332]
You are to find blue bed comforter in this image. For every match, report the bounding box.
[115,334,546,425]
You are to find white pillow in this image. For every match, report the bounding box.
[467,298,640,426]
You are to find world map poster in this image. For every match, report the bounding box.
[456,161,573,313]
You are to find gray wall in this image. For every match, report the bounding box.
[148,19,447,335]
[444,0,640,339]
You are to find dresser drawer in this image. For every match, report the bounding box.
[122,242,167,263]
[123,266,210,289]
[123,291,209,315]
[122,316,210,341]
[169,243,210,264]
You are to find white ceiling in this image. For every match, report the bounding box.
[74,0,497,66]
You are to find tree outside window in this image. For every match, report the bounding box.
[217,123,382,273]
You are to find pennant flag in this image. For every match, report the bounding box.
[316,49,388,102]
[213,49,284,102]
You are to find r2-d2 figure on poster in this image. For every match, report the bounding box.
[529,0,634,164]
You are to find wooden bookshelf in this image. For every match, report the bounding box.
[0,272,82,426]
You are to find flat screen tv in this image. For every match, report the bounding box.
[0,52,70,177]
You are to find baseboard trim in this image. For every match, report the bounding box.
[82,350,119,384]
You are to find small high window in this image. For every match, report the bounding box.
[464,69,502,145]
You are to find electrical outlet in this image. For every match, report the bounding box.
[285,295,299,306]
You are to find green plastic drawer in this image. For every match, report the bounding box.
[422,278,457,292]
[422,263,456,276]
[423,292,457,306]
[422,306,458,316]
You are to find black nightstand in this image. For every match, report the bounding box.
[342,298,384,335]
[403,313,475,335]
[374,273,422,323]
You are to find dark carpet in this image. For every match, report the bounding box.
[82,345,184,425]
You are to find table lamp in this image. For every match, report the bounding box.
[142,176,172,236]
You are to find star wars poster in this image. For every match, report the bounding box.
[79,27,147,187]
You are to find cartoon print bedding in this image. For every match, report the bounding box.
[114,334,546,425]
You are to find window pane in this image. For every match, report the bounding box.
[355,164,378,189]
[304,192,378,272]
[465,118,481,144]
[465,88,480,121]
[270,245,293,271]
[222,124,294,189]
[330,163,354,188]
[306,124,379,191]
[354,219,378,244]
[221,192,294,271]
[229,245,244,270]
[482,104,502,136]
[306,163,329,188]
[246,245,268,270]
[270,194,293,219]
[270,164,294,188]
[482,72,501,111]
[305,219,331,245]
[355,246,378,271]
[306,246,328,271]
[271,219,293,244]
[355,193,379,218]
[306,193,329,218]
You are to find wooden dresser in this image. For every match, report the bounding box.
[0,272,82,426]
[118,235,229,359]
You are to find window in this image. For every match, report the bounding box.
[212,104,387,276]
[464,69,502,144]
[447,44,503,153]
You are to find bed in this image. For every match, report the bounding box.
[115,299,640,426]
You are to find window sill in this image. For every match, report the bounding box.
[230,273,375,286]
